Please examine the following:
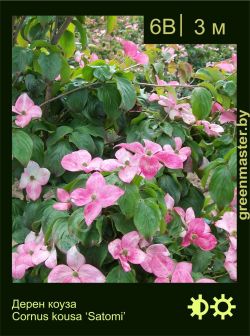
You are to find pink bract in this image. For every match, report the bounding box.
[215,211,237,236]
[12,93,42,128]
[19,161,50,201]
[61,150,103,173]
[53,188,72,211]
[70,172,124,226]
[140,244,174,277]
[48,246,105,283]
[155,262,194,283]
[200,120,224,137]
[119,39,149,65]
[108,231,146,272]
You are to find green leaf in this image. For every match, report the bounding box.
[115,76,136,111]
[81,66,94,81]
[185,139,203,169]
[97,84,121,120]
[74,124,105,139]
[160,122,173,137]
[223,81,236,97]
[118,184,140,218]
[93,65,113,82]
[179,184,204,217]
[46,126,73,147]
[69,131,96,154]
[167,212,183,238]
[12,46,33,73]
[191,87,212,120]
[111,213,136,234]
[209,165,234,209]
[65,89,88,114]
[73,19,87,49]
[58,30,75,58]
[52,217,78,253]
[158,175,181,204]
[106,265,136,283]
[107,16,117,33]
[200,158,225,188]
[30,134,44,165]
[13,216,30,243]
[192,250,213,273]
[68,208,102,247]
[134,198,161,238]
[38,52,62,81]
[41,204,69,243]
[60,56,71,82]
[12,129,33,166]
[195,68,224,82]
[228,151,236,179]
[198,82,218,100]
[44,140,73,176]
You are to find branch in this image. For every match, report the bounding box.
[39,82,99,107]
[134,81,199,88]
[12,16,25,46]
[124,64,143,71]
[51,16,73,44]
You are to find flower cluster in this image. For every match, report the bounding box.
[12,230,57,279]
[12,231,105,283]
[108,231,216,283]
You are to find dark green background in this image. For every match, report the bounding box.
[1,1,249,335]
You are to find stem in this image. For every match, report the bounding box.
[134,82,199,88]
[12,16,25,46]
[124,64,143,71]
[51,16,73,45]
[39,82,99,107]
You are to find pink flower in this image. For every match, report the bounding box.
[148,93,160,102]
[177,207,217,251]
[55,74,61,81]
[108,231,146,272]
[12,93,42,128]
[12,230,57,279]
[19,161,50,201]
[53,188,72,211]
[158,93,176,110]
[164,193,178,223]
[101,148,141,183]
[155,75,179,87]
[155,262,194,283]
[224,241,237,281]
[182,218,217,251]
[89,53,99,62]
[159,94,195,125]
[215,211,237,236]
[116,140,162,179]
[61,150,103,173]
[196,278,217,283]
[215,62,235,72]
[12,253,31,279]
[211,102,224,114]
[211,102,236,124]
[199,120,224,137]
[140,244,174,277]
[172,104,195,124]
[74,51,84,68]
[117,139,184,179]
[157,137,191,170]
[48,246,105,283]
[219,109,236,124]
[119,39,149,65]
[70,172,124,226]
